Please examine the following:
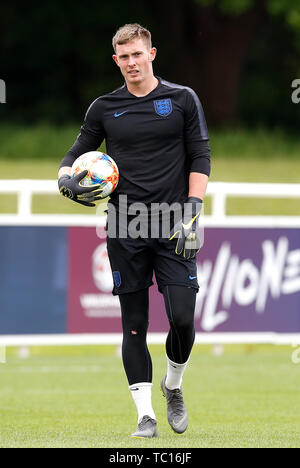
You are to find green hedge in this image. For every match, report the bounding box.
[0,124,299,161]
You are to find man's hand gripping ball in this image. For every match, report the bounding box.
[58,170,103,207]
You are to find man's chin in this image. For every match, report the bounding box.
[127,73,142,83]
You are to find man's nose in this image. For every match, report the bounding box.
[128,56,136,66]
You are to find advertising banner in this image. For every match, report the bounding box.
[0,225,299,334]
[195,228,300,332]
[68,227,300,334]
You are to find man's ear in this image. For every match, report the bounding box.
[149,47,157,62]
[112,54,119,67]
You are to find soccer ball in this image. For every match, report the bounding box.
[71,151,119,199]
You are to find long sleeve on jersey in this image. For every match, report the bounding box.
[183,89,211,177]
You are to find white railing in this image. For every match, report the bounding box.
[0,179,300,227]
[1,332,300,347]
[209,182,300,219]
[0,179,58,217]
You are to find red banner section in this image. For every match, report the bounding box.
[68,227,121,333]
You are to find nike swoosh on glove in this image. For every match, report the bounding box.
[169,196,203,259]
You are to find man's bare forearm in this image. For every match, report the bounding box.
[58,166,72,179]
[188,172,209,200]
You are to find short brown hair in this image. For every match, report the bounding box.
[112,23,152,53]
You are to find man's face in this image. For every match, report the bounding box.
[113,38,157,86]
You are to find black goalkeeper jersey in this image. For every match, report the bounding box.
[60,76,210,209]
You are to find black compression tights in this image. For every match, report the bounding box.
[119,289,152,386]
[118,285,196,385]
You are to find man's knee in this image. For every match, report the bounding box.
[163,285,196,329]
[123,317,149,336]
[170,312,194,332]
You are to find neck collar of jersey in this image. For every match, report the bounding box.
[124,76,161,98]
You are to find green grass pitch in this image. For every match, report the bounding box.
[0,344,299,448]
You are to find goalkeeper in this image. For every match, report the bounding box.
[58,23,210,439]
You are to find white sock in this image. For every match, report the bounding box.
[129,382,156,423]
[165,355,189,390]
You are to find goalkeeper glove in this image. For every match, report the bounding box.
[169,196,203,259]
[58,170,102,207]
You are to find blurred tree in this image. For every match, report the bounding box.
[1,0,299,128]
[0,0,151,123]
[153,0,266,124]
[151,0,300,126]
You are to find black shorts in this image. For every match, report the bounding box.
[106,232,199,296]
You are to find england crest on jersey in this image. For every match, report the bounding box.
[154,98,173,117]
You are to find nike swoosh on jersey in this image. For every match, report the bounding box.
[114,110,129,118]
[188,275,197,280]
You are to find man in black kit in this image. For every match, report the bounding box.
[58,23,210,439]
